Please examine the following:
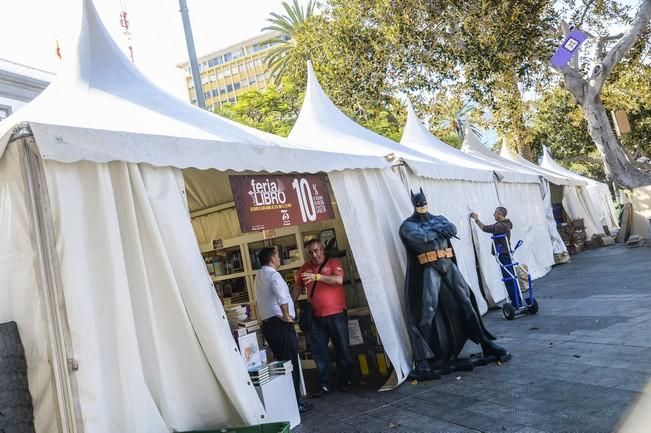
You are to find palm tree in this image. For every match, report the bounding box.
[262,0,315,84]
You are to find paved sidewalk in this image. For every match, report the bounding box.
[295,244,651,433]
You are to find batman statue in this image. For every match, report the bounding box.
[399,188,511,380]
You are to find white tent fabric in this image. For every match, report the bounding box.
[328,169,415,384]
[45,157,264,432]
[0,144,57,433]
[540,146,618,232]
[498,146,568,255]
[458,134,555,280]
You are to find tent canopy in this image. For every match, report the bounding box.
[399,101,538,184]
[461,133,585,187]
[289,63,506,182]
[499,145,586,187]
[0,10,389,175]
[540,146,598,185]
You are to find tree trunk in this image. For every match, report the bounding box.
[582,96,651,188]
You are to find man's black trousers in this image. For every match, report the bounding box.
[261,317,300,399]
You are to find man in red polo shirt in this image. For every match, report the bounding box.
[294,239,353,396]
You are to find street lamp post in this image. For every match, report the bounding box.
[178,0,206,109]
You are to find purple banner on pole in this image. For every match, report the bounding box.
[551,29,587,69]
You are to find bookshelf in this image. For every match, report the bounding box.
[201,226,306,309]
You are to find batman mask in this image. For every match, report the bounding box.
[410,188,428,215]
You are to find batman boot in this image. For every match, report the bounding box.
[409,359,441,381]
[480,339,509,358]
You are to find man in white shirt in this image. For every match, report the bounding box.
[255,247,313,414]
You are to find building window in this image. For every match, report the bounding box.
[223,53,232,62]
[212,89,219,97]
[0,105,11,121]
[224,69,231,77]
[238,64,246,73]
[217,71,224,80]
[228,97,237,104]
[246,61,255,70]
[231,66,238,75]
[220,87,227,95]
[226,84,233,92]
[204,92,211,100]
[241,80,249,88]
[256,74,264,82]
[234,82,241,90]
[254,58,263,67]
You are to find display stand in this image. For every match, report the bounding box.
[254,372,300,429]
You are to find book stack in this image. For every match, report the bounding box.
[238,319,261,333]
[268,360,293,375]
[225,305,248,329]
[248,364,270,386]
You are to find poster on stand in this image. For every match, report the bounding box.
[230,174,335,232]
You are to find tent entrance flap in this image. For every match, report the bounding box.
[184,167,414,388]
[17,129,82,433]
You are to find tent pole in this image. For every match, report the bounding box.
[17,127,83,433]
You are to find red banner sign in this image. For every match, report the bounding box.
[229,174,335,233]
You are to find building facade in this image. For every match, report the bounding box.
[0,58,53,121]
[178,31,288,110]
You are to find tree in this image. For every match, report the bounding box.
[530,86,607,180]
[262,0,316,83]
[215,78,303,137]
[557,0,651,188]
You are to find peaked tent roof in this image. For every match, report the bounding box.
[399,101,538,184]
[289,63,489,181]
[539,146,599,185]
[0,0,389,174]
[461,131,543,176]
[499,143,586,187]
[461,132,585,187]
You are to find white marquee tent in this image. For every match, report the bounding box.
[462,136,604,239]
[540,146,618,232]
[289,64,505,308]
[0,1,424,432]
[399,105,555,304]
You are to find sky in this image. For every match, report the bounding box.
[0,0,295,99]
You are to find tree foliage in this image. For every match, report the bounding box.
[262,0,316,83]
[215,78,303,137]
[223,0,651,187]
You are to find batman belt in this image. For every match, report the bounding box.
[417,248,454,264]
